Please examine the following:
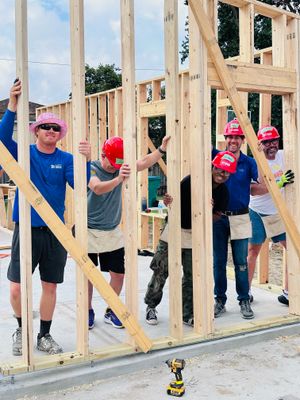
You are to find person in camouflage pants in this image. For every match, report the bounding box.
[144,238,193,324]
[144,151,236,327]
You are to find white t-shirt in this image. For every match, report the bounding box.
[249,150,284,215]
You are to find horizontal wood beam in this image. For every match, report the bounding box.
[208,61,296,94]
[3,313,300,376]
[217,97,231,107]
[140,62,296,119]
[139,100,166,118]
[219,0,300,19]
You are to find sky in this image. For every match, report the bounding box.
[0,0,188,106]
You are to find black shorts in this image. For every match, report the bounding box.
[88,247,125,274]
[7,224,67,284]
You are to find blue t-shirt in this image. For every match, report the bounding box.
[0,109,90,226]
[212,148,258,211]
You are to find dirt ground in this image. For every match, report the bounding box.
[265,243,284,286]
[16,334,300,400]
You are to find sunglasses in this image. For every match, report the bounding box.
[38,123,61,132]
[261,139,279,147]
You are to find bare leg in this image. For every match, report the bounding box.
[88,280,93,309]
[280,240,287,291]
[40,281,57,321]
[10,281,21,317]
[109,272,124,296]
[247,243,262,287]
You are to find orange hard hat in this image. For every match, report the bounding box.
[212,151,237,174]
[102,136,124,169]
[224,118,244,136]
[257,125,280,141]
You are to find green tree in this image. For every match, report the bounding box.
[180,0,298,141]
[85,63,122,95]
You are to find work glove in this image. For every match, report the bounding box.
[277,170,295,188]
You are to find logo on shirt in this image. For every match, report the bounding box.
[50,164,62,169]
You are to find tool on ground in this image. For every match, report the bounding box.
[166,358,186,397]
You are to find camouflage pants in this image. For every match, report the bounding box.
[144,240,193,321]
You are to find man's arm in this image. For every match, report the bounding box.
[0,80,21,158]
[8,79,21,113]
[250,169,268,196]
[88,163,131,195]
[136,135,170,172]
[65,141,92,188]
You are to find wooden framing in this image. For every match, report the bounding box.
[70,0,89,356]
[1,0,300,377]
[120,0,139,343]
[282,16,300,314]
[164,0,182,339]
[15,0,34,368]
[0,184,16,229]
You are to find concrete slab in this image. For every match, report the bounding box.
[0,231,294,399]
[0,251,289,362]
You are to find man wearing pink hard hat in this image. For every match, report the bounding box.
[0,79,91,357]
[29,111,68,140]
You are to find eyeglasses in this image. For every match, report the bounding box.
[38,123,61,132]
[214,168,230,176]
[261,139,279,147]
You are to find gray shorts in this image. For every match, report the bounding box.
[7,224,67,284]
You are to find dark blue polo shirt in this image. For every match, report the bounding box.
[212,148,258,212]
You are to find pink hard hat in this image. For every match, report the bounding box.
[29,112,67,140]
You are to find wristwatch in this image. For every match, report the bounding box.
[158,146,166,154]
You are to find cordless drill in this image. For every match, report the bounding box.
[166,358,186,397]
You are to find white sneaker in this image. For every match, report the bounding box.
[37,333,63,355]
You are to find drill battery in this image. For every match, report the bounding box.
[167,380,185,397]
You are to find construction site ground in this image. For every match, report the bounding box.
[1,227,300,400]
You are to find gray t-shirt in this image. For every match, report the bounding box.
[87,161,122,230]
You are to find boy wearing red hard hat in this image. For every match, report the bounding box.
[144,151,236,326]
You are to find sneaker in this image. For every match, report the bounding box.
[278,290,289,306]
[12,327,22,356]
[240,300,254,319]
[104,308,124,329]
[146,307,158,325]
[89,308,95,330]
[183,317,194,327]
[37,333,63,355]
[214,299,226,318]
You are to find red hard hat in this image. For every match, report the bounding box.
[257,125,280,141]
[212,151,237,174]
[102,136,124,169]
[224,118,244,136]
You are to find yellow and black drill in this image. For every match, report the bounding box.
[166,358,186,397]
